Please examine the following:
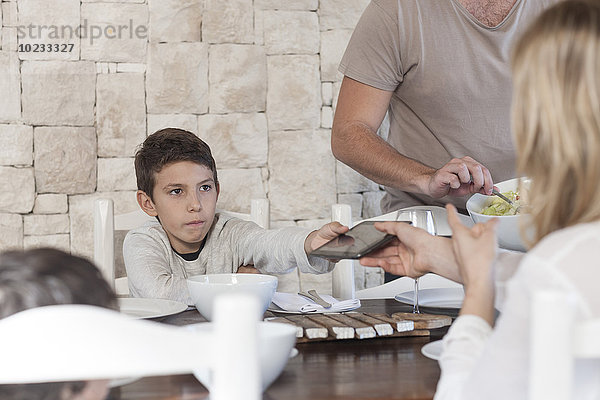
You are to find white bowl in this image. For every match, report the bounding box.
[466,177,533,252]
[187,273,278,321]
[188,321,296,390]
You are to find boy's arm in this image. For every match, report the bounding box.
[123,230,193,305]
[222,219,333,275]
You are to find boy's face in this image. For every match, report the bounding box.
[137,161,219,254]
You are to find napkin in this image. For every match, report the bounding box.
[271,292,361,313]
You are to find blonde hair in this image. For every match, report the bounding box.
[511,0,600,245]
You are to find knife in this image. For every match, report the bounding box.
[298,290,332,308]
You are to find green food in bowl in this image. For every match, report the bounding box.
[481,191,521,216]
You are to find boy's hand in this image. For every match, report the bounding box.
[304,222,349,255]
[236,264,259,274]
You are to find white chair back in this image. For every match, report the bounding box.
[529,290,600,400]
[0,296,262,400]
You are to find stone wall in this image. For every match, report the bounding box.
[0,0,386,290]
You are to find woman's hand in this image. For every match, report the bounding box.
[446,203,498,325]
[359,221,443,278]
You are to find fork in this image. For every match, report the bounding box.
[491,189,514,205]
[298,290,332,308]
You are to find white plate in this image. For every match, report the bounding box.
[394,287,464,309]
[289,348,299,358]
[118,297,188,319]
[421,340,443,360]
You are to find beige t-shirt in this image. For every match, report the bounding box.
[339,0,560,212]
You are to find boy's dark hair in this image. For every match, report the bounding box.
[135,128,218,200]
[0,248,116,400]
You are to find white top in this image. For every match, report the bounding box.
[436,221,600,400]
[123,213,331,305]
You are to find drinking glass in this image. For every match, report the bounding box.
[396,209,437,313]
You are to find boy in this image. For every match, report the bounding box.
[124,128,348,305]
[0,248,116,400]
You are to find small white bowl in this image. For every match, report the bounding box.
[188,321,296,390]
[466,177,533,252]
[187,273,278,321]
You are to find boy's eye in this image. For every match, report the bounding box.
[200,184,212,192]
[169,188,183,195]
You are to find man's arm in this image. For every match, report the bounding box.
[332,77,493,198]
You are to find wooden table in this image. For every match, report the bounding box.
[108,299,450,400]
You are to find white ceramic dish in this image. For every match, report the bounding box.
[118,297,188,319]
[187,273,278,321]
[466,177,532,252]
[108,376,141,388]
[394,287,464,309]
[421,340,443,361]
[187,321,296,390]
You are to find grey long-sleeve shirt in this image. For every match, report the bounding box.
[123,213,332,305]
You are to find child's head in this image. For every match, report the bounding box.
[511,0,600,243]
[135,129,220,254]
[0,248,116,400]
[135,128,218,201]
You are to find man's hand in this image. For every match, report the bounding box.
[236,265,259,274]
[426,156,493,198]
[304,222,349,255]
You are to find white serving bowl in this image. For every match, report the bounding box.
[188,321,297,390]
[187,273,277,321]
[466,177,532,252]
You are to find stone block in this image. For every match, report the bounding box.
[80,3,148,62]
[336,161,379,194]
[34,127,97,194]
[322,82,333,106]
[146,42,209,114]
[203,0,253,44]
[255,0,318,10]
[0,213,23,251]
[116,63,146,73]
[321,107,333,129]
[24,234,70,253]
[337,193,363,219]
[24,214,70,235]
[69,191,138,260]
[97,73,146,157]
[2,28,18,52]
[0,167,35,213]
[147,114,198,136]
[254,10,264,45]
[319,0,370,30]
[269,129,336,220]
[33,194,68,214]
[363,190,386,219]
[263,11,319,55]
[2,2,16,26]
[97,158,137,191]
[0,51,20,122]
[82,0,145,2]
[320,29,353,81]
[22,61,96,126]
[216,168,266,213]
[267,55,320,130]
[0,125,33,166]
[149,0,202,42]
[198,113,267,169]
[209,44,266,113]
[17,0,79,61]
